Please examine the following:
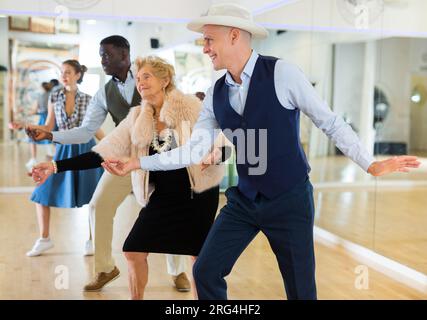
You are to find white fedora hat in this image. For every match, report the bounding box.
[187,3,269,39]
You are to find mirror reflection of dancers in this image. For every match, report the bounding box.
[25,82,54,171]
[9,82,55,171]
[26,59,104,257]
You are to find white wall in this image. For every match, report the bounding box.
[409,38,427,151]
[0,0,211,22]
[333,42,365,132]
[410,39,427,74]
[257,0,427,38]
[0,17,9,141]
[0,18,7,66]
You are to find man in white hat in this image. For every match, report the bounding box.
[101,3,420,299]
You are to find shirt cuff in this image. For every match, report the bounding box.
[359,156,376,172]
[51,131,62,144]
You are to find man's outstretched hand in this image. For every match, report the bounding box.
[367,156,421,176]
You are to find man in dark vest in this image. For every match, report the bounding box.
[100,4,420,300]
[27,35,191,292]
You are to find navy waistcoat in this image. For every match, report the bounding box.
[213,55,310,200]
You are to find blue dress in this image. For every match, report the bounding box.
[30,89,103,208]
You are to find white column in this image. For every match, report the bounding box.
[0,17,9,142]
[358,41,376,157]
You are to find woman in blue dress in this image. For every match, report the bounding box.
[27,60,104,257]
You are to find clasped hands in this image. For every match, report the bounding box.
[31,162,54,186]
[101,148,223,177]
[24,125,53,141]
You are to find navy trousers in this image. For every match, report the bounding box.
[193,176,317,300]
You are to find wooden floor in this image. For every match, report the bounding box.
[0,193,425,300]
[1,141,427,299]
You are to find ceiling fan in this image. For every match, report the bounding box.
[336,0,409,27]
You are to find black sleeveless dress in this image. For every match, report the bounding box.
[122,145,220,256]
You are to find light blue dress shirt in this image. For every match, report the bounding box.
[52,70,135,144]
[140,50,375,172]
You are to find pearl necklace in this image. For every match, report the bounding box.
[151,119,173,153]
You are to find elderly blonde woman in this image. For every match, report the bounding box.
[32,56,227,299]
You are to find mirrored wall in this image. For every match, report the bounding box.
[0,13,426,277]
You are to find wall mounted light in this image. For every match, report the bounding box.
[411,85,427,106]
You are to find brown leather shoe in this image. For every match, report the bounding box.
[83,266,120,292]
[173,272,191,292]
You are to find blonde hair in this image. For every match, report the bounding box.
[135,56,176,94]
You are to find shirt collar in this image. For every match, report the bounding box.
[112,69,134,84]
[225,50,259,87]
[59,87,82,97]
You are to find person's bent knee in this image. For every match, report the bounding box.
[124,251,148,262]
[193,257,210,283]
